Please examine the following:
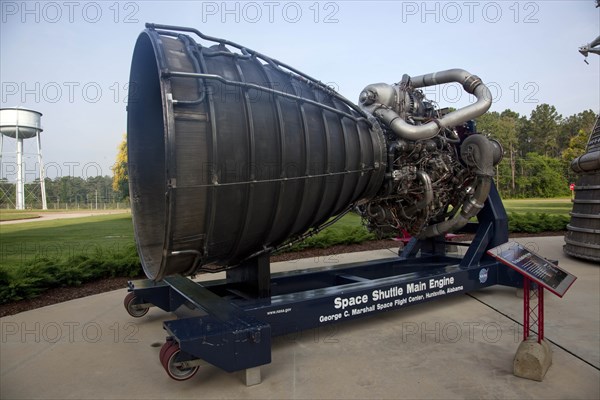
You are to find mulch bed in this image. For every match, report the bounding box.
[0,233,565,318]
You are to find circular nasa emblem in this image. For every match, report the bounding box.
[479,268,489,284]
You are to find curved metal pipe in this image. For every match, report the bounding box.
[374,69,492,141]
[387,141,400,170]
[403,171,434,217]
[418,135,496,238]
[418,177,490,238]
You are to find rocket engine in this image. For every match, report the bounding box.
[127,24,502,280]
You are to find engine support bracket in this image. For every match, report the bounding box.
[126,183,521,382]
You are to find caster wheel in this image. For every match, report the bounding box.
[159,339,175,362]
[124,292,149,318]
[161,342,199,381]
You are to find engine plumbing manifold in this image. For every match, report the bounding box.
[356,70,503,238]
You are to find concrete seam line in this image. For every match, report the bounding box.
[466,293,600,372]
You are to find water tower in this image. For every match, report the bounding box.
[0,107,48,210]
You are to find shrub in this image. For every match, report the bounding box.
[0,245,142,304]
[508,212,569,233]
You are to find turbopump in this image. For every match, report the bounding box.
[356,70,502,238]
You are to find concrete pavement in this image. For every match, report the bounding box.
[1,236,598,399]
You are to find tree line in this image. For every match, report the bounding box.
[475,105,597,198]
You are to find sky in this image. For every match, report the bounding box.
[1,0,599,181]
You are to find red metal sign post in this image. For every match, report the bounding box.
[523,278,544,343]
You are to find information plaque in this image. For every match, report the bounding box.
[487,241,577,297]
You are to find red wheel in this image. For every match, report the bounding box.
[161,342,199,381]
[124,292,149,318]
[159,339,175,363]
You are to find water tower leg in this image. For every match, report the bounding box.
[16,137,24,210]
[36,132,47,210]
[0,135,3,206]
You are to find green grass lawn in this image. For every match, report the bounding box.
[1,214,139,303]
[1,214,135,268]
[502,198,571,216]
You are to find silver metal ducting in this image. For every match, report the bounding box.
[361,69,492,141]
